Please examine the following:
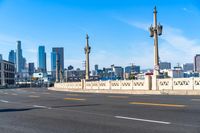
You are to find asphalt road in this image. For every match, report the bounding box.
[0,87,199,133]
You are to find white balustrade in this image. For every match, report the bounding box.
[194,78,200,90]
[54,77,200,91]
[120,80,133,90]
[158,78,173,90]
[132,80,146,90]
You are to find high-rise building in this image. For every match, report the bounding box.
[194,54,200,72]
[183,63,194,72]
[51,47,64,72]
[22,57,27,70]
[8,50,16,64]
[28,63,35,76]
[38,46,46,72]
[16,41,23,73]
[94,64,98,71]
[159,62,171,70]
[0,54,2,61]
[51,51,57,73]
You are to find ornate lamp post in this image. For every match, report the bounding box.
[149,6,163,76]
[84,34,91,80]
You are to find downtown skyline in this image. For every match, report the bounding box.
[0,0,200,70]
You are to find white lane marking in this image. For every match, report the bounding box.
[43,92,50,95]
[28,95,40,98]
[191,99,200,101]
[33,105,51,109]
[11,93,18,96]
[0,100,9,103]
[115,116,171,125]
[4,93,8,95]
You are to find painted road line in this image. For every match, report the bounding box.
[33,105,51,109]
[191,99,200,101]
[64,98,85,101]
[108,96,128,98]
[28,95,40,98]
[115,116,171,125]
[11,93,18,96]
[0,100,9,103]
[129,102,186,108]
[66,94,79,96]
[43,92,50,95]
[4,93,8,95]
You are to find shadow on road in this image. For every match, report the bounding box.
[0,108,35,113]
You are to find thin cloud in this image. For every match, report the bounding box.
[116,19,200,66]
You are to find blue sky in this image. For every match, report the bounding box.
[0,0,200,70]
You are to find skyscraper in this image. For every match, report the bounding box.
[16,41,23,73]
[22,57,27,70]
[51,47,64,71]
[194,54,200,72]
[0,54,2,61]
[28,63,35,76]
[51,47,64,80]
[94,64,98,71]
[51,51,57,72]
[8,50,16,64]
[38,46,47,73]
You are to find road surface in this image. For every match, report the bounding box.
[0,87,199,133]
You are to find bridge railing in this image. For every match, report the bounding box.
[54,76,200,91]
[54,75,151,90]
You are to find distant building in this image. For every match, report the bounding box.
[124,65,140,79]
[162,69,184,78]
[68,65,74,70]
[0,54,2,61]
[112,65,124,79]
[64,69,85,82]
[194,54,200,72]
[51,47,64,80]
[38,46,47,72]
[183,63,194,72]
[95,64,98,71]
[159,62,171,70]
[0,60,15,86]
[22,57,27,70]
[125,65,140,73]
[8,50,16,64]
[97,65,124,80]
[28,63,35,76]
[183,72,199,78]
[16,41,23,73]
[51,51,56,77]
